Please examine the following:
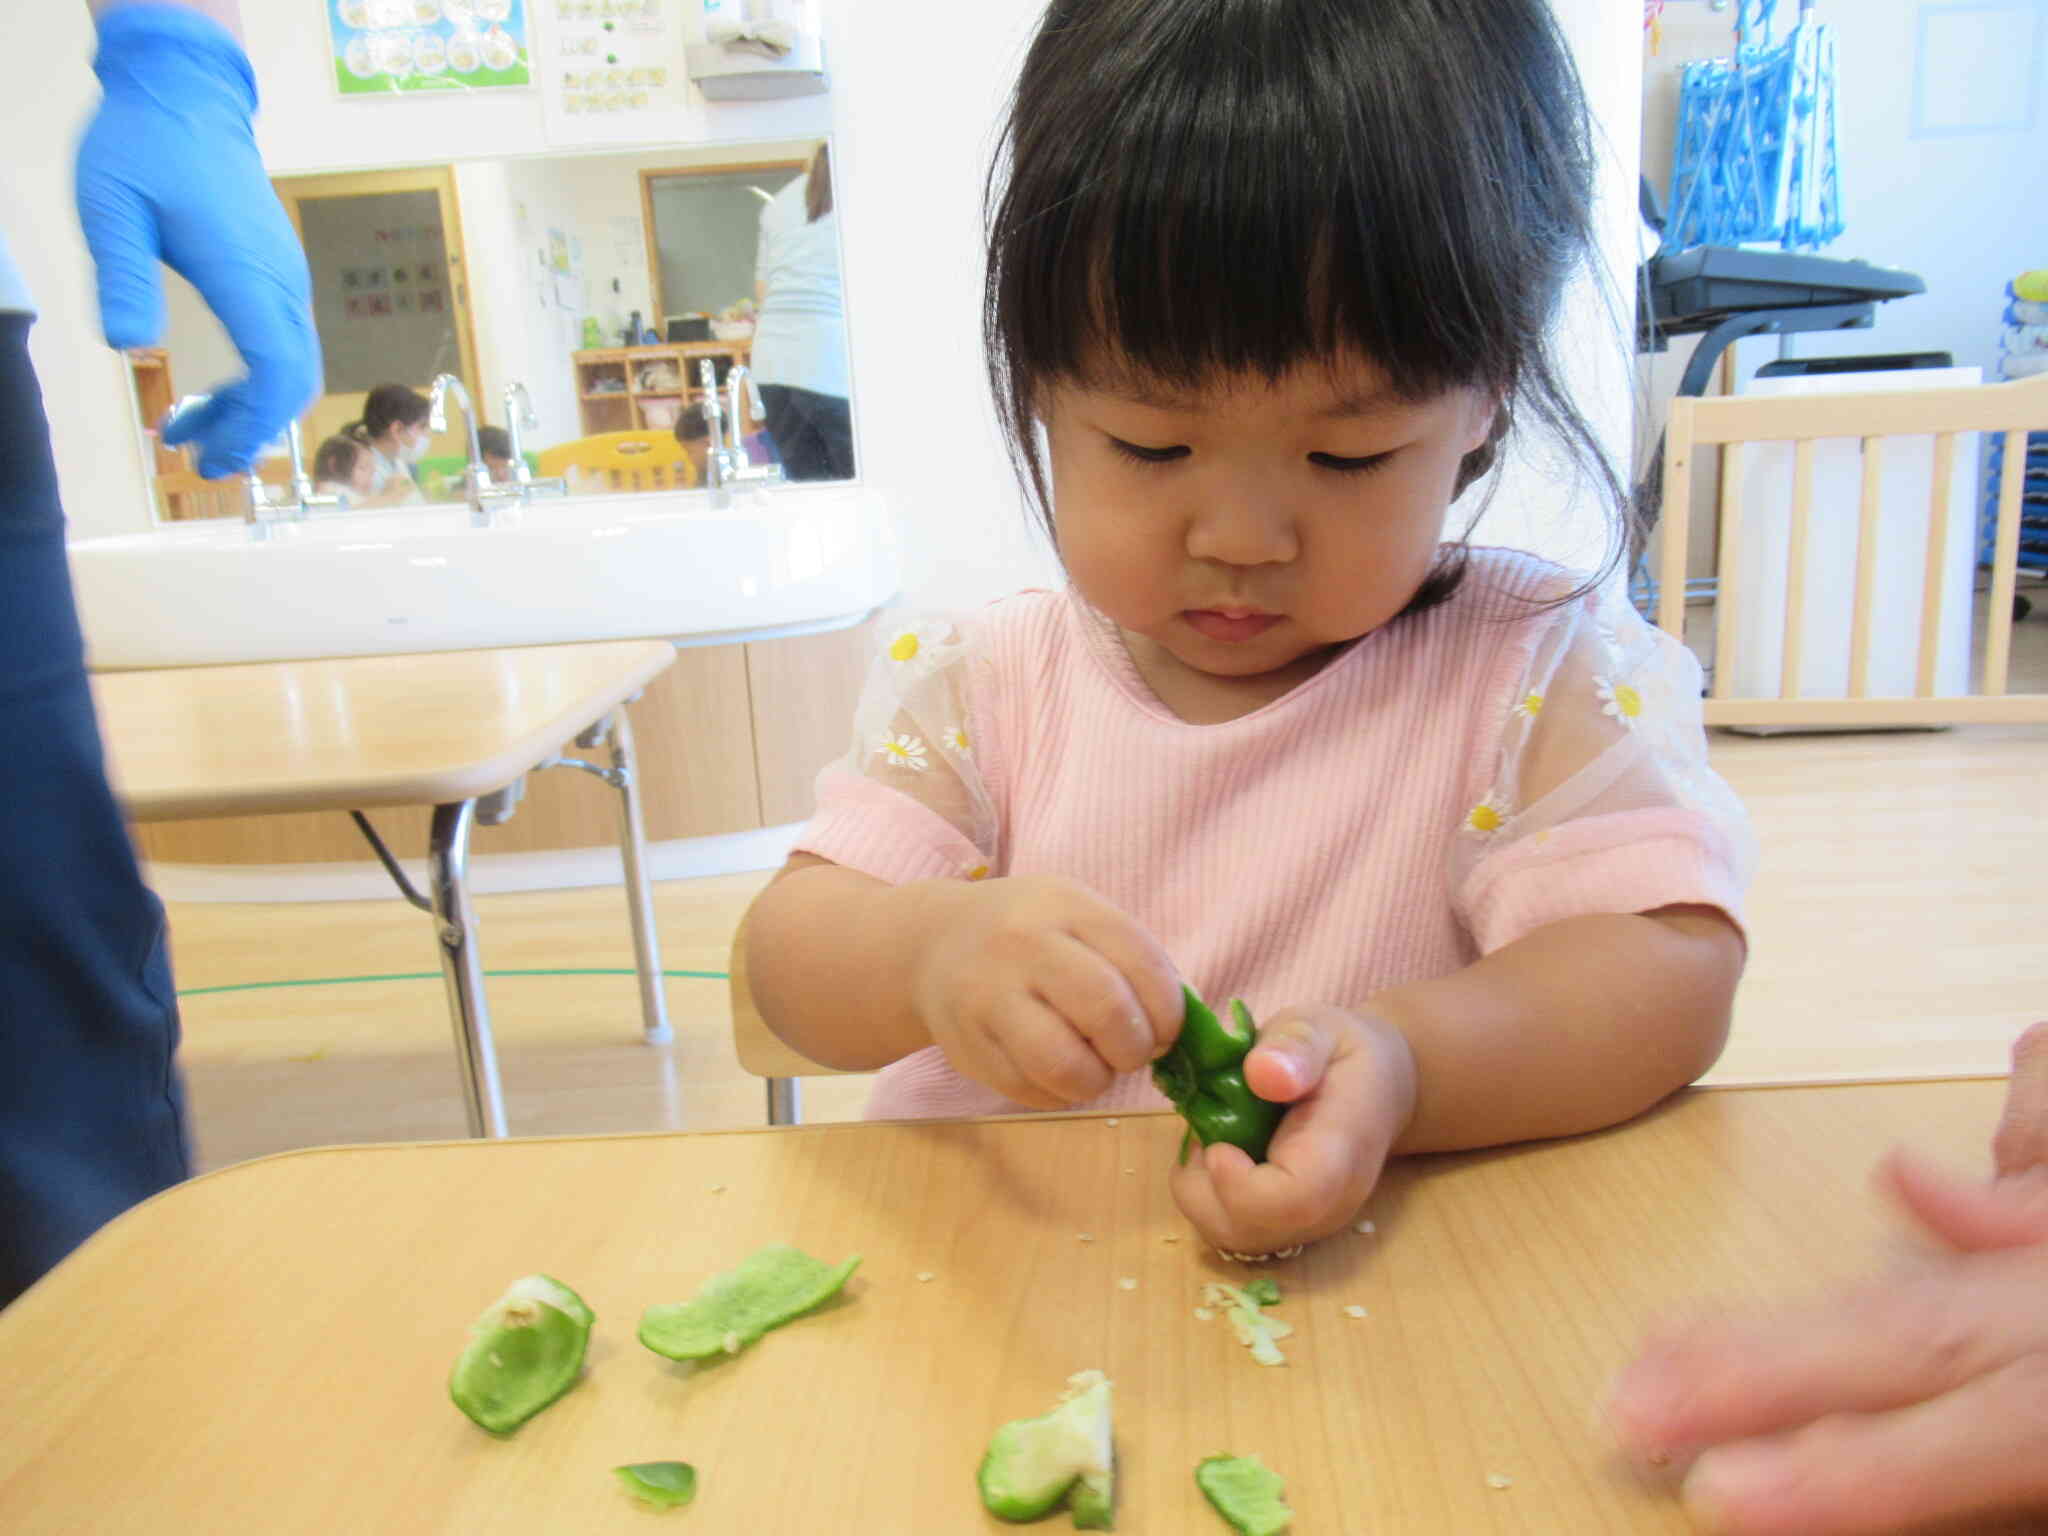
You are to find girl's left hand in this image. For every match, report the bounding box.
[1168,1005,1417,1256]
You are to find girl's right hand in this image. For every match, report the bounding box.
[909,876,1183,1109]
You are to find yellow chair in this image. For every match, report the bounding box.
[730,912,852,1126]
[536,430,702,495]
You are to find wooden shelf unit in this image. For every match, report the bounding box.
[572,339,752,437]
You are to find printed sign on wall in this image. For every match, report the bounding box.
[330,0,534,96]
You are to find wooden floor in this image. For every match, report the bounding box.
[162,594,2048,1173]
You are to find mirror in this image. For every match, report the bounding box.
[135,137,855,521]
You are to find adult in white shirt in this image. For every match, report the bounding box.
[750,143,853,481]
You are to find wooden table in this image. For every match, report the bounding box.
[92,641,678,1139]
[0,1080,2028,1533]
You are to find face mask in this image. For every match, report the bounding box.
[401,430,430,465]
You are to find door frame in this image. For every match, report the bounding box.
[270,165,484,437]
[638,159,807,330]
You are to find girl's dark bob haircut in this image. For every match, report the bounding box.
[984,0,1632,611]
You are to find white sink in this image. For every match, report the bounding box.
[68,485,900,669]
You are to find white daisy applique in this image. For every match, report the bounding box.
[882,619,955,679]
[1463,792,1510,837]
[876,733,930,772]
[1595,676,1645,729]
[942,724,972,757]
[1512,691,1544,720]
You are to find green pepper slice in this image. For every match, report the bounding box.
[614,1461,698,1510]
[1195,1454,1292,1536]
[978,1371,1114,1527]
[448,1274,594,1434]
[638,1245,860,1361]
[1152,986,1285,1163]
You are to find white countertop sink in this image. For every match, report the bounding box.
[68,484,900,669]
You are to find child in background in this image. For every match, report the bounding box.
[670,405,710,489]
[310,434,372,505]
[342,383,429,507]
[475,425,520,486]
[743,0,1755,1259]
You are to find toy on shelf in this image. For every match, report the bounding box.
[1980,270,2048,617]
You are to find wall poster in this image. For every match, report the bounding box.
[330,0,535,96]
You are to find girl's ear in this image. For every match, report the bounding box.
[1452,398,1510,498]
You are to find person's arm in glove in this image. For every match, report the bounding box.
[78,0,319,478]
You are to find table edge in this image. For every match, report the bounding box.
[116,640,677,821]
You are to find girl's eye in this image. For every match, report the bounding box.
[1107,437,1189,466]
[1308,450,1395,474]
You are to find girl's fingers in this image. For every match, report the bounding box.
[1069,907,1184,1058]
[1993,1021,2048,1178]
[1185,1032,1389,1251]
[1607,1245,2048,1456]
[1880,1147,2048,1253]
[1679,1355,2048,1536]
[1031,932,1157,1076]
[1243,1010,1337,1103]
[996,993,1115,1107]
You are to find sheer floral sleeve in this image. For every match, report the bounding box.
[790,614,1002,885]
[1449,590,1757,954]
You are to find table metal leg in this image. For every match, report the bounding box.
[767,1078,802,1127]
[598,707,673,1046]
[428,799,509,1139]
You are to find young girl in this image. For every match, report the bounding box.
[342,383,430,507]
[745,0,1754,1259]
[310,434,373,505]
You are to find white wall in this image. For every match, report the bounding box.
[17,1,1642,601]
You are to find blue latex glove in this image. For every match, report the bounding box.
[75,6,319,480]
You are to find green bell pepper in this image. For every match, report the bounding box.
[1152,985,1284,1163]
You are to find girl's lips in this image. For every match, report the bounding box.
[1184,609,1281,643]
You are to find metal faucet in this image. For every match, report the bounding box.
[164,394,340,539]
[499,379,569,503]
[429,372,517,527]
[696,359,783,506]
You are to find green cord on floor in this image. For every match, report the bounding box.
[178,966,729,999]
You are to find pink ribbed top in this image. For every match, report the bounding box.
[795,547,1754,1121]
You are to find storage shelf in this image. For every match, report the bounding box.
[571,341,751,436]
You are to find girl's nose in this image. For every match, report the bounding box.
[1184,490,1299,569]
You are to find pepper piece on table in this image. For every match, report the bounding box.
[638,1245,859,1361]
[1194,1454,1292,1536]
[978,1370,1115,1527]
[614,1461,698,1510]
[1152,985,1285,1164]
[448,1274,595,1434]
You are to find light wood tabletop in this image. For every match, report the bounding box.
[0,1079,2029,1534]
[91,639,678,821]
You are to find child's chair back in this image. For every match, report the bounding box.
[729,911,852,1126]
[536,430,700,494]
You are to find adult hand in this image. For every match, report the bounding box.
[1605,1021,2048,1535]
[909,875,1182,1110]
[1169,1006,1417,1257]
[75,6,318,478]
